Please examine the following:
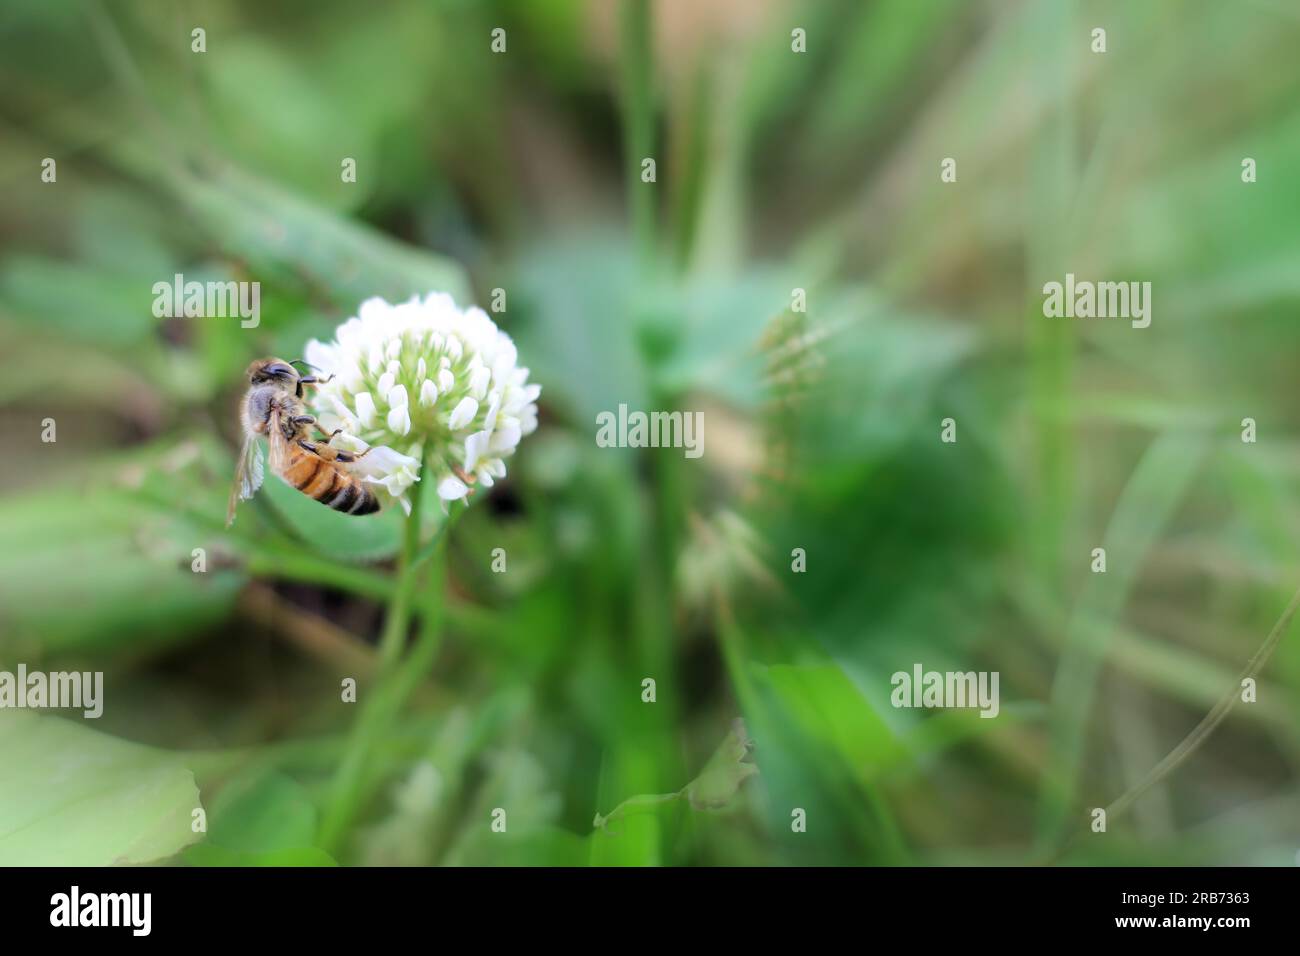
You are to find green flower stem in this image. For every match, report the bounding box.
[379,540,449,715]
[317,471,450,857]
[621,0,656,267]
[375,448,430,674]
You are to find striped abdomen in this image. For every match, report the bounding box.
[281,446,379,515]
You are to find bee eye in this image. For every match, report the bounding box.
[255,363,296,383]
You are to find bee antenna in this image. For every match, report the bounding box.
[290,359,320,373]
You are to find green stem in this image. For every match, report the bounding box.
[620,0,656,267]
[383,540,449,712]
[317,481,449,857]
[376,448,429,673]
[317,686,402,854]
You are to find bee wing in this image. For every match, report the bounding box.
[225,430,266,527]
[266,406,293,476]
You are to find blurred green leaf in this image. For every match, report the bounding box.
[682,718,759,810]
[0,479,244,656]
[0,712,200,865]
[260,468,403,563]
[205,39,364,208]
[182,844,338,866]
[760,664,906,780]
[0,257,156,346]
[204,769,317,853]
[179,769,334,866]
[171,166,471,310]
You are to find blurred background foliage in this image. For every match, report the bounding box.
[1,0,1299,866]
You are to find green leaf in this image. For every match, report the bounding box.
[0,436,250,656]
[760,664,906,781]
[0,712,201,865]
[179,769,334,867]
[182,845,337,867]
[682,718,759,810]
[593,721,758,832]
[204,770,317,854]
[171,166,471,310]
[0,257,158,346]
[261,470,404,563]
[0,482,245,657]
[204,38,364,207]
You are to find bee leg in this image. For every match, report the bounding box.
[334,446,372,464]
[305,437,351,463]
[315,427,344,444]
[294,374,334,399]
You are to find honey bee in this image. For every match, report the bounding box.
[226,357,380,526]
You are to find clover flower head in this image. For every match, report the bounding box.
[303,293,540,513]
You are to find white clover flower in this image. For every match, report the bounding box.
[303,293,541,513]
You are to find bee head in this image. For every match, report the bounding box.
[247,357,299,386]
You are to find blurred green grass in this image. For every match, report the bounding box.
[2,0,1300,866]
